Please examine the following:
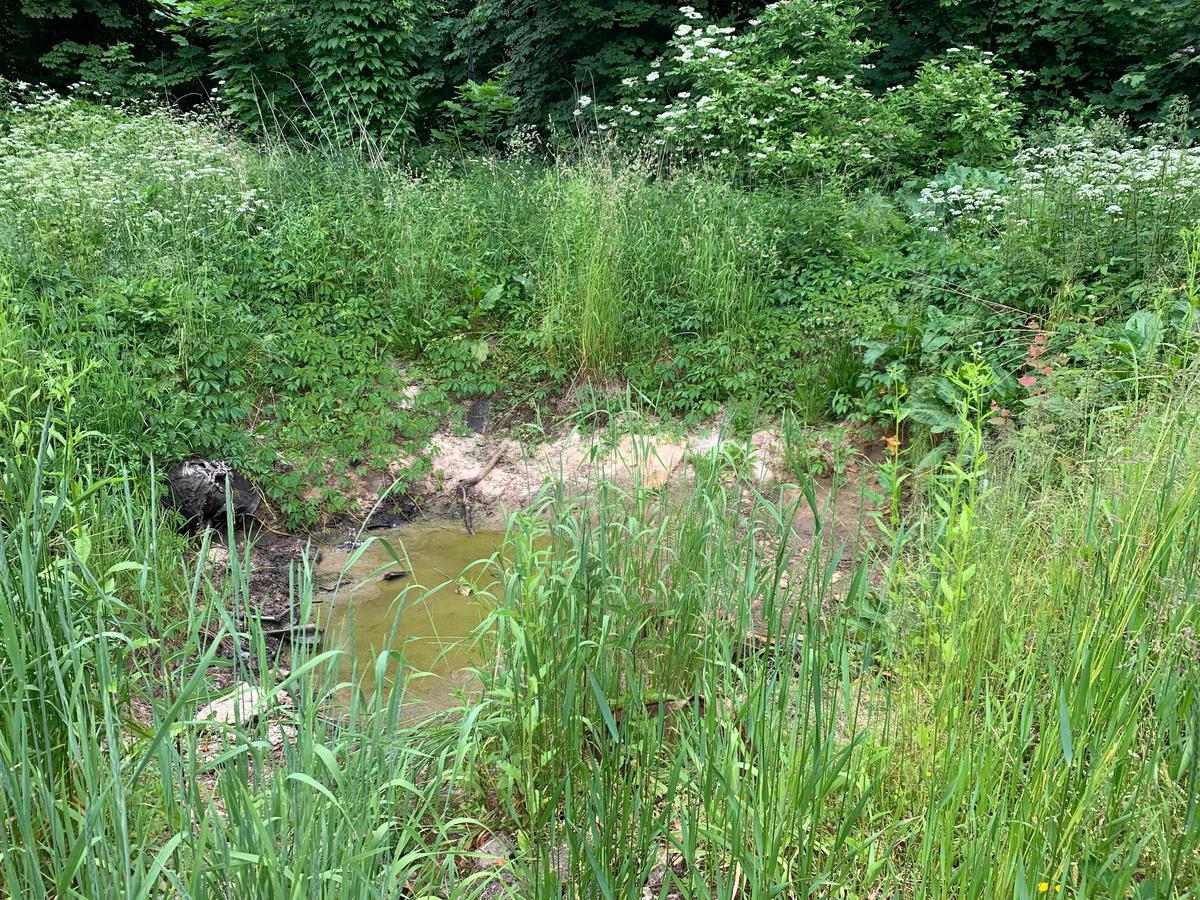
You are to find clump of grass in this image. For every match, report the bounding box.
[470,383,1200,895]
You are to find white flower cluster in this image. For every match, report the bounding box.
[0,89,268,245]
[915,136,1200,236]
[1013,140,1200,212]
[915,181,1010,231]
[574,0,889,181]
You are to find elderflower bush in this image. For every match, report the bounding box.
[0,83,266,253]
[576,1,1022,184]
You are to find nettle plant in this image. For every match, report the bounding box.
[575,0,1023,184]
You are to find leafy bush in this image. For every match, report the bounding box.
[0,1,202,100]
[578,0,1024,185]
[893,50,1025,170]
[865,0,1200,125]
[432,75,518,152]
[161,0,441,143]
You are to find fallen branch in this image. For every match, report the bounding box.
[459,485,475,535]
[454,447,504,491]
[453,447,502,536]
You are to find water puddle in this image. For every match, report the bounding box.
[312,524,504,715]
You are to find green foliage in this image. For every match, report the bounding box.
[461,0,758,129]
[7,56,1200,900]
[1,0,1197,141]
[0,0,203,99]
[5,90,1200,526]
[865,0,1200,125]
[7,325,1200,895]
[581,0,1025,184]
[432,75,518,151]
[162,0,441,143]
[894,50,1025,169]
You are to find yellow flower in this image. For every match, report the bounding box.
[924,769,932,779]
[1038,883,1049,893]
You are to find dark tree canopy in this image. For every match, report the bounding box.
[2,0,1197,136]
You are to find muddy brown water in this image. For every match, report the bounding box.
[313,524,505,715]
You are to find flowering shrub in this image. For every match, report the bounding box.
[575,1,1024,184]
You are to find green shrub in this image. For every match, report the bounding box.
[161,0,441,144]
[895,50,1025,170]
[578,0,1024,184]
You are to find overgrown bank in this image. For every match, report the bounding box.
[4,86,1200,897]
[4,89,1199,528]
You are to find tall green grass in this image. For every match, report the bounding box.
[0,96,804,526]
[4,376,1200,894]
[0,424,487,896]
